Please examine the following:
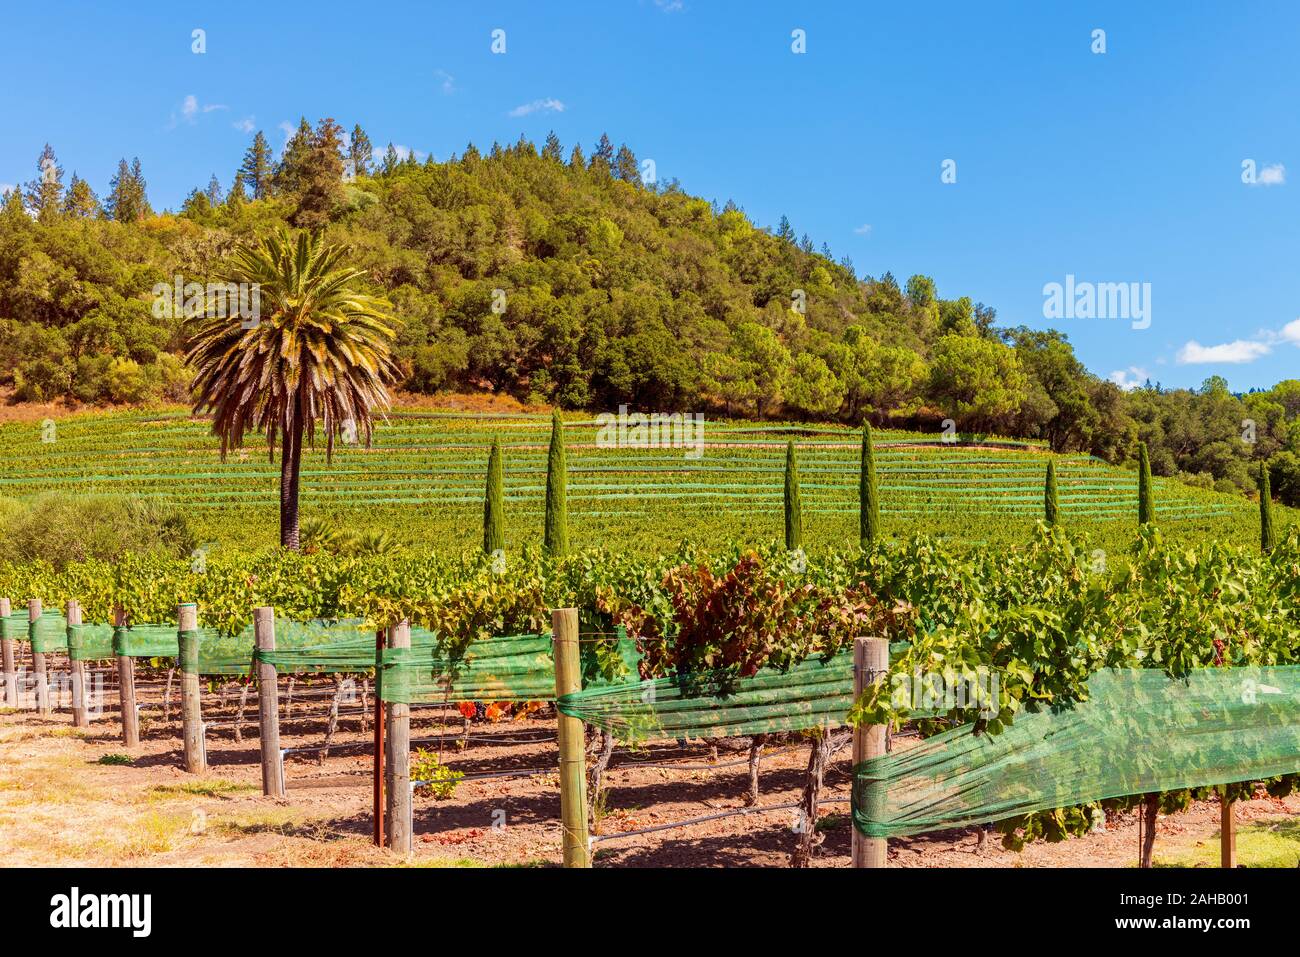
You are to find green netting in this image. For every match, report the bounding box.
[1,612,27,641]
[851,666,1300,839]
[67,623,116,662]
[186,626,258,676]
[113,624,179,659]
[30,612,69,653]
[557,642,913,742]
[378,629,642,704]
[253,619,381,674]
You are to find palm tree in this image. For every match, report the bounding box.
[187,229,400,549]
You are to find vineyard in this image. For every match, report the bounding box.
[0,409,1278,554]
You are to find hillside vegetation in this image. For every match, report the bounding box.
[2,124,1299,505]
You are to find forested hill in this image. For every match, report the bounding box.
[1,123,1299,503]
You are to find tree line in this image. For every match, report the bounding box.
[1,121,1298,506]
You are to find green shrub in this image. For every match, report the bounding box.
[411,749,463,799]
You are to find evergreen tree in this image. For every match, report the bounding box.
[614,144,639,183]
[106,158,149,223]
[274,117,314,194]
[462,142,481,163]
[292,117,346,229]
[204,174,224,207]
[784,441,803,550]
[590,133,614,175]
[380,143,400,175]
[542,130,563,161]
[24,143,64,223]
[568,143,585,168]
[1045,460,1059,526]
[1259,461,1276,554]
[349,124,372,178]
[2,185,25,220]
[543,412,569,556]
[860,423,879,546]
[226,173,247,209]
[239,131,275,199]
[483,435,505,555]
[776,214,794,243]
[181,188,212,220]
[62,174,100,218]
[1137,442,1155,526]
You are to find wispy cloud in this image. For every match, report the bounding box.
[435,69,455,95]
[1109,367,1150,391]
[508,97,565,117]
[172,95,228,128]
[1254,163,1286,187]
[654,0,685,11]
[233,116,255,134]
[278,121,295,141]
[1176,318,1300,365]
[853,223,872,236]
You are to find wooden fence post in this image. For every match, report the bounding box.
[373,628,386,847]
[29,599,48,717]
[0,597,15,710]
[1221,796,1237,868]
[553,607,590,868]
[178,602,205,773]
[114,605,140,748]
[67,600,88,727]
[384,620,412,853]
[852,637,890,868]
[254,607,283,798]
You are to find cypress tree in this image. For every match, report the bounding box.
[543,412,569,557]
[1259,461,1276,555]
[860,423,879,546]
[784,441,803,550]
[483,436,505,555]
[1137,442,1155,526]
[1044,460,1059,526]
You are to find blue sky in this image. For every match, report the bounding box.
[3,0,1298,392]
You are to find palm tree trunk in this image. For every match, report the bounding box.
[280,407,304,549]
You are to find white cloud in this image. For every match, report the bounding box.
[278,121,295,141]
[177,95,228,125]
[1257,163,1286,186]
[182,95,199,120]
[233,116,255,134]
[1175,316,1300,365]
[853,223,872,235]
[435,69,455,95]
[508,98,565,117]
[1109,367,1149,391]
[1176,339,1273,364]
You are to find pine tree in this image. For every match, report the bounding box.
[205,174,224,207]
[292,117,346,229]
[543,412,569,557]
[106,158,148,223]
[590,133,614,175]
[860,423,879,546]
[129,158,152,217]
[614,144,639,183]
[784,441,803,550]
[24,143,64,223]
[349,124,372,178]
[776,215,794,243]
[1137,442,1155,526]
[462,142,481,163]
[62,174,100,218]
[2,185,25,220]
[226,173,247,209]
[542,130,563,161]
[380,143,400,176]
[239,131,275,199]
[483,435,505,555]
[181,188,212,220]
[1259,461,1276,554]
[568,143,585,168]
[274,117,314,194]
[1045,460,1059,526]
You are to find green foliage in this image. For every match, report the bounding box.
[1138,442,1155,525]
[543,412,568,557]
[784,441,802,550]
[0,493,194,568]
[860,423,879,546]
[411,749,463,799]
[97,753,134,765]
[483,435,504,555]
